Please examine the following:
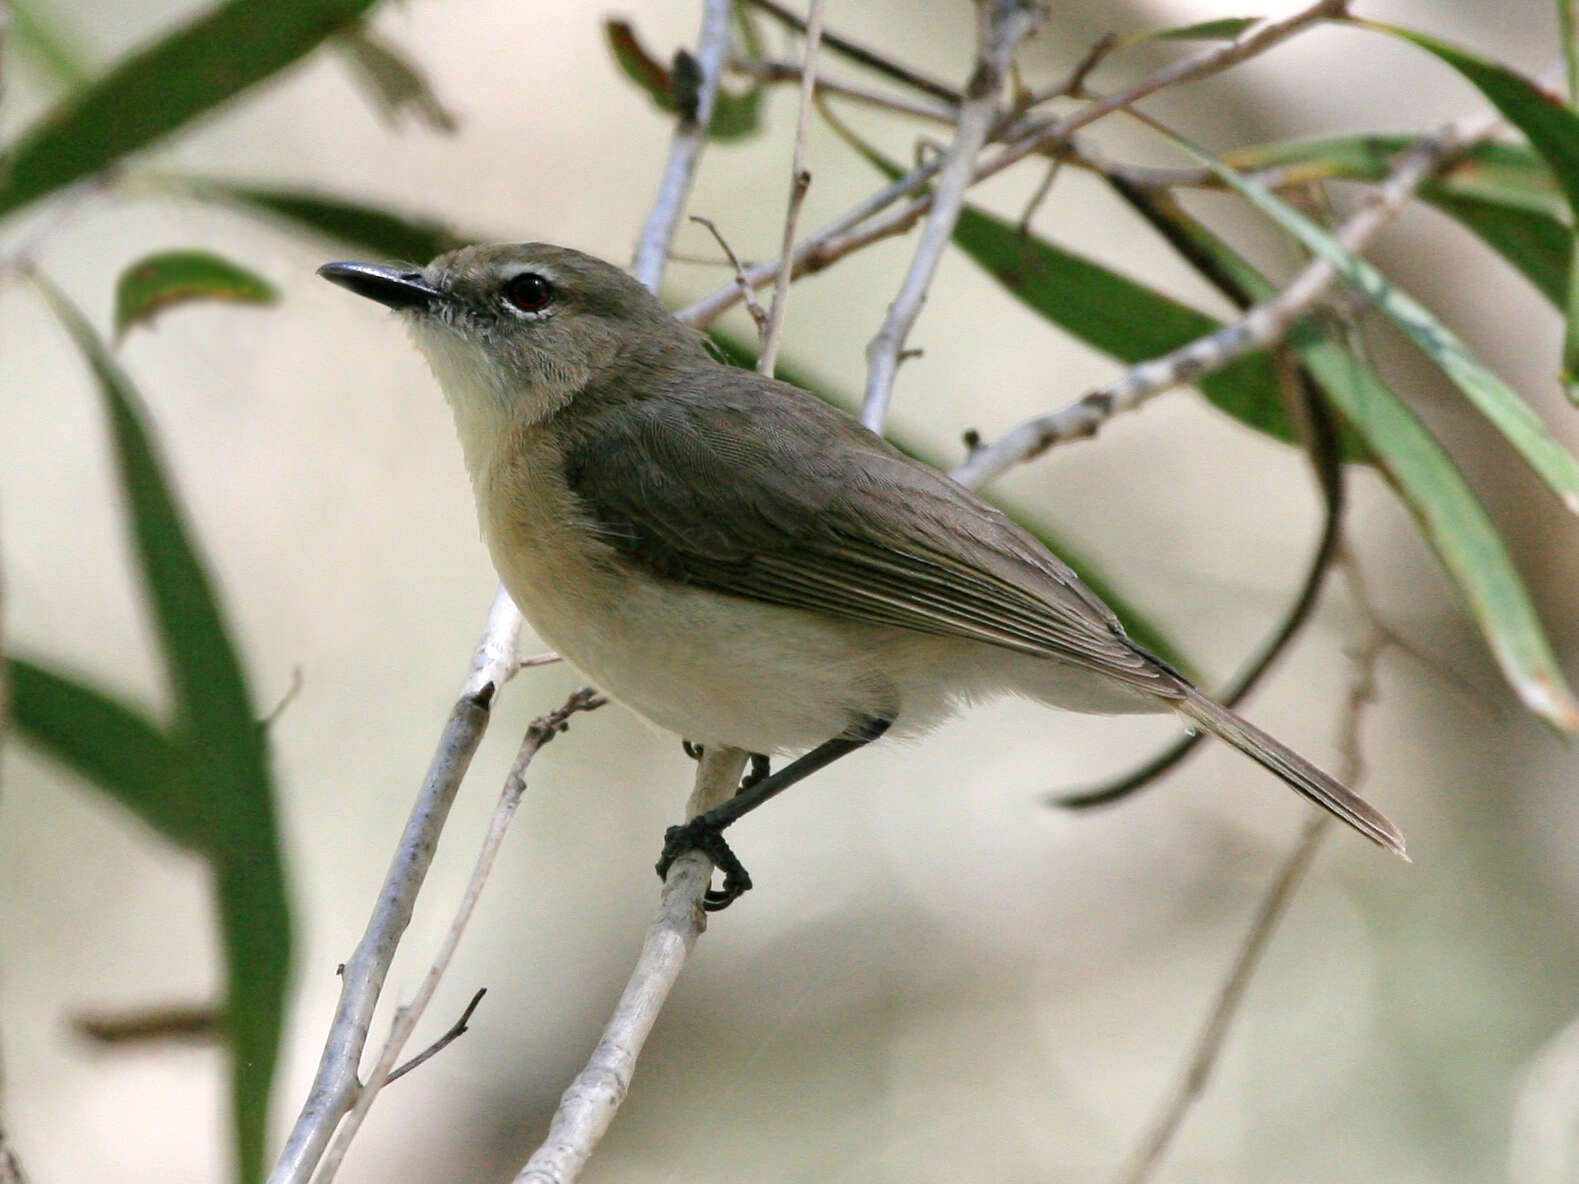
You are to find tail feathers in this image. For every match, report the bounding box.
[1176,687,1408,859]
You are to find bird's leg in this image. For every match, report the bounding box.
[656,716,893,911]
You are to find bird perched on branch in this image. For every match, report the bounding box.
[320,242,1405,908]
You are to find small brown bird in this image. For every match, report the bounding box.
[319,242,1405,906]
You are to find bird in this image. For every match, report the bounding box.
[318,242,1405,907]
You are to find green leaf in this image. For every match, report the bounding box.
[706,327,1194,674]
[1126,187,1579,730]
[37,276,291,1184]
[1132,16,1260,42]
[115,249,279,339]
[6,657,210,849]
[949,205,1319,451]
[603,17,762,140]
[1190,141,1579,520]
[333,26,457,132]
[1354,21,1579,402]
[0,0,383,221]
[184,176,475,262]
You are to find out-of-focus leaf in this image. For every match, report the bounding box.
[1227,133,1573,305]
[0,0,383,221]
[333,26,456,131]
[1130,16,1259,43]
[1130,184,1579,730]
[706,327,1194,674]
[115,249,278,339]
[1354,21,1579,401]
[603,17,762,140]
[1563,0,1579,105]
[1425,189,1571,305]
[1193,141,1579,521]
[185,176,475,262]
[9,0,91,89]
[38,276,291,1184]
[6,658,209,848]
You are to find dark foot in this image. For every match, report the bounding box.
[681,739,704,761]
[739,753,771,794]
[656,819,753,910]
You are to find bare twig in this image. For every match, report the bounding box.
[384,987,488,1086]
[691,215,768,339]
[733,56,957,123]
[1116,552,1388,1184]
[513,747,749,1184]
[631,0,734,290]
[758,0,827,377]
[860,0,1041,429]
[312,690,607,1184]
[741,0,961,104]
[951,103,1504,489]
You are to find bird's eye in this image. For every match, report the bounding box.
[502,272,554,313]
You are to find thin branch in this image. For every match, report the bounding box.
[690,215,768,339]
[312,690,607,1184]
[740,0,962,104]
[513,747,750,1184]
[1116,551,1388,1184]
[678,0,1351,332]
[631,0,734,291]
[951,103,1503,489]
[758,0,827,377]
[860,0,1041,429]
[732,56,958,123]
[384,987,488,1086]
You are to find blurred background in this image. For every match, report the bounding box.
[4,0,1579,1180]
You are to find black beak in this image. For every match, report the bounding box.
[317,261,445,311]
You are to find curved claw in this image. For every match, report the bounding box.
[656,820,753,910]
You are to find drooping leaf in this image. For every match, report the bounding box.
[1124,187,1579,730]
[333,26,457,131]
[1353,21,1579,402]
[115,249,279,339]
[706,328,1194,674]
[0,0,384,220]
[603,17,762,140]
[37,276,291,1184]
[1190,140,1579,521]
[184,176,476,262]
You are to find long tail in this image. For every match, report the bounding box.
[1175,685,1407,858]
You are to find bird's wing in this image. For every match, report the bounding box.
[561,368,1175,696]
